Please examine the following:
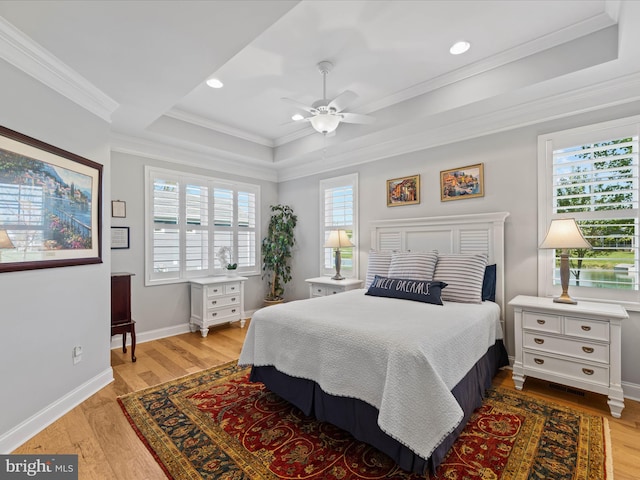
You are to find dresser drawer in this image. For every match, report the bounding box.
[523,332,609,363]
[565,316,609,342]
[207,294,240,309]
[224,282,241,294]
[206,305,240,321]
[523,351,609,386]
[206,285,225,297]
[522,311,562,333]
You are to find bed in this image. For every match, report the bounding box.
[239,212,510,474]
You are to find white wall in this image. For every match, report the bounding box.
[110,151,279,341]
[0,59,112,452]
[278,100,640,396]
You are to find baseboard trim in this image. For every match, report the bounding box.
[0,367,114,454]
[109,313,257,350]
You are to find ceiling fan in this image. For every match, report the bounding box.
[282,61,375,135]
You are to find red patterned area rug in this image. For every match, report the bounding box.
[118,362,612,480]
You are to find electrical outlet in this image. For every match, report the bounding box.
[73,345,83,365]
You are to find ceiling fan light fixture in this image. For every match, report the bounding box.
[206,77,224,88]
[449,40,471,55]
[309,113,341,134]
[291,113,305,121]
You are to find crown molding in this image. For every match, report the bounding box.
[110,132,278,183]
[276,71,640,182]
[0,16,118,122]
[166,108,275,147]
[362,13,616,116]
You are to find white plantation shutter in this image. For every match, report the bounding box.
[539,116,640,302]
[146,167,260,285]
[319,174,358,277]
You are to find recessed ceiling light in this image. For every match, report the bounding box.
[206,77,224,88]
[291,114,304,121]
[449,41,471,55]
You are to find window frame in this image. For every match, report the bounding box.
[537,115,640,305]
[319,173,359,279]
[145,166,260,286]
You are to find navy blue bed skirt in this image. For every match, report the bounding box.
[249,339,509,475]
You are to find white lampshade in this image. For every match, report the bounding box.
[309,113,341,134]
[540,218,591,250]
[324,230,354,248]
[0,230,14,249]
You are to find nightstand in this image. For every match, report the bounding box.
[189,276,247,337]
[509,295,628,417]
[305,277,363,298]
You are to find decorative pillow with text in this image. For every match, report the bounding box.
[365,275,447,305]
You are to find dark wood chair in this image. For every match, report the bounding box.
[111,272,136,362]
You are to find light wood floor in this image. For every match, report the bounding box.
[13,321,640,479]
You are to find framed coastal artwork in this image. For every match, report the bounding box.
[387,174,420,206]
[0,126,102,273]
[440,163,484,202]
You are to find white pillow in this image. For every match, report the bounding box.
[434,253,488,304]
[365,250,392,288]
[388,251,438,281]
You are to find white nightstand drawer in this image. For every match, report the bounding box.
[523,311,562,333]
[207,305,240,321]
[312,285,327,296]
[565,316,609,342]
[523,351,609,386]
[523,332,609,363]
[206,285,225,297]
[224,282,241,294]
[207,295,240,309]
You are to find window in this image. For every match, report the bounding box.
[538,116,640,303]
[319,174,358,278]
[145,167,260,285]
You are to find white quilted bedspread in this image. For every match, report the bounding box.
[238,289,502,460]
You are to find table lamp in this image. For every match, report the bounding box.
[539,218,591,304]
[324,230,354,280]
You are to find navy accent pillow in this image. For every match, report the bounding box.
[365,275,447,305]
[482,264,496,302]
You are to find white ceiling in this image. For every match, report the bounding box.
[1,1,639,180]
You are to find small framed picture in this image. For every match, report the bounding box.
[111,227,130,249]
[440,163,484,201]
[386,174,420,207]
[111,200,126,218]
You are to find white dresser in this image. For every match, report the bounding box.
[509,295,627,417]
[305,277,363,298]
[189,276,247,337]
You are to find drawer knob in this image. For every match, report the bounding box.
[534,358,544,365]
[582,346,594,354]
[537,319,546,325]
[231,297,236,302]
[581,325,591,331]
[212,312,217,317]
[534,338,544,344]
[211,301,217,305]
[582,368,594,376]
[231,309,237,313]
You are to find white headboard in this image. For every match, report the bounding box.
[370,212,510,322]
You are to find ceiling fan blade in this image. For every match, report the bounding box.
[340,112,375,125]
[328,90,358,112]
[281,97,315,113]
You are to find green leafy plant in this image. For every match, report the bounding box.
[262,204,297,301]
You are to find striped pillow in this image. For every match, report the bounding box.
[388,251,438,281]
[434,253,488,303]
[365,250,392,288]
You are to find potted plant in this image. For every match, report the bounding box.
[262,204,297,304]
[217,246,238,275]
